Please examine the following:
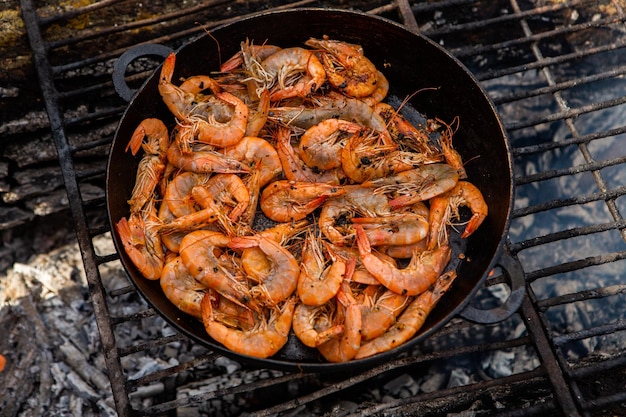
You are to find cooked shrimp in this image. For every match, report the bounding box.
[261,47,326,101]
[363,163,459,209]
[209,289,256,331]
[189,91,249,148]
[427,180,488,249]
[316,280,362,363]
[437,117,468,179]
[299,118,361,171]
[179,230,257,310]
[158,53,201,120]
[297,229,346,306]
[127,118,170,157]
[161,256,207,319]
[240,220,309,281]
[229,234,301,307]
[326,242,396,286]
[292,300,344,348]
[381,239,428,260]
[220,41,283,73]
[115,199,164,280]
[305,37,378,98]
[166,140,249,174]
[201,294,296,359]
[221,136,282,187]
[128,154,166,214]
[352,213,429,246]
[342,127,441,183]
[354,225,451,296]
[358,285,410,341]
[245,88,270,137]
[374,102,441,159]
[318,184,391,245]
[126,118,170,213]
[198,173,250,222]
[355,271,457,359]
[269,94,391,137]
[260,180,345,223]
[163,171,210,217]
[360,71,389,106]
[157,199,186,253]
[274,126,345,185]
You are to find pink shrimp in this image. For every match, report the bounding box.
[355,271,457,359]
[427,180,488,249]
[261,47,326,101]
[229,234,301,307]
[354,225,451,296]
[260,180,345,223]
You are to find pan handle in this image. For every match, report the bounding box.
[458,249,525,324]
[113,44,173,102]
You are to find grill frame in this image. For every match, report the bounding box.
[18,0,626,416]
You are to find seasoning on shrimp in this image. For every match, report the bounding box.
[118,36,491,363]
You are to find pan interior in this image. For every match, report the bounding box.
[106,8,512,371]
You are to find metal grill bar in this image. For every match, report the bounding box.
[19,0,134,415]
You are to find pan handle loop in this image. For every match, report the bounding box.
[113,44,173,103]
[458,249,525,324]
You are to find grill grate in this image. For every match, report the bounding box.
[19,0,626,416]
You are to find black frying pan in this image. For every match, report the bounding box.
[106,8,514,372]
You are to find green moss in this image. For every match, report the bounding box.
[0,10,24,48]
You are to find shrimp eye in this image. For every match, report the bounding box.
[360,156,371,165]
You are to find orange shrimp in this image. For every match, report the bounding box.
[209,289,255,331]
[220,136,282,187]
[126,118,170,213]
[157,200,186,253]
[326,242,397,286]
[274,126,345,185]
[292,300,344,348]
[355,271,457,359]
[163,171,210,217]
[360,71,389,107]
[437,117,468,179]
[188,91,249,148]
[229,234,301,307]
[261,47,326,101]
[166,140,249,174]
[358,285,410,341]
[115,199,164,280]
[299,118,361,171]
[220,41,282,73]
[352,213,429,247]
[341,128,428,183]
[316,280,362,363]
[297,229,346,306]
[197,173,250,223]
[159,53,219,121]
[354,225,451,296]
[160,256,207,319]
[305,37,378,98]
[374,102,441,159]
[245,88,271,137]
[427,180,488,249]
[179,230,257,311]
[201,294,296,359]
[363,163,459,209]
[318,184,391,245]
[260,180,345,223]
[239,220,309,282]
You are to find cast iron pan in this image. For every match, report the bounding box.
[107,8,516,372]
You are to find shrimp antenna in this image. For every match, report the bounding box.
[197,22,222,68]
